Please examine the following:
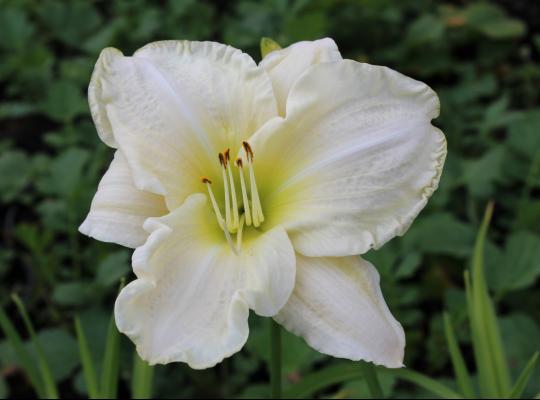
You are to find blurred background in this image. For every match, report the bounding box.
[1,0,539,398]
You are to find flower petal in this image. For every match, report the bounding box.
[251,60,446,257]
[275,255,405,368]
[115,194,295,368]
[259,38,342,116]
[90,41,277,208]
[79,151,167,248]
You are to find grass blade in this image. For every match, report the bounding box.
[0,307,45,398]
[74,316,100,399]
[469,202,511,396]
[509,352,539,399]
[11,294,58,399]
[100,315,120,399]
[390,368,463,399]
[283,363,362,398]
[443,313,475,398]
[131,353,154,399]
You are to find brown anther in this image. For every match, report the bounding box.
[242,141,254,161]
[224,148,230,162]
[236,158,243,168]
[201,177,212,184]
[218,152,226,167]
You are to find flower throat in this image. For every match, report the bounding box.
[201,141,264,255]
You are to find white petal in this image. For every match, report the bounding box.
[90,41,277,208]
[259,38,342,116]
[275,255,405,368]
[115,194,295,368]
[251,60,446,257]
[79,151,167,248]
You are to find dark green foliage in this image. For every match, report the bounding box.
[0,0,539,398]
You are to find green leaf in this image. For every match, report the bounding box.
[131,353,154,399]
[29,329,79,382]
[507,110,540,160]
[488,231,540,293]
[53,281,96,307]
[283,363,363,399]
[403,213,475,257]
[0,307,45,398]
[405,15,445,47]
[40,81,87,123]
[96,251,130,288]
[443,313,475,398]
[509,352,539,399]
[100,315,120,399]
[463,146,505,198]
[0,375,6,399]
[75,317,100,399]
[260,37,282,58]
[468,203,511,397]
[12,295,58,399]
[465,3,526,39]
[0,8,34,50]
[0,151,32,203]
[390,368,463,399]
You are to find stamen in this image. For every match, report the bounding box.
[219,152,233,232]
[243,142,264,226]
[236,214,245,253]
[236,158,252,226]
[225,150,239,230]
[202,177,237,255]
[201,177,224,230]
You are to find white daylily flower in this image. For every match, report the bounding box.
[80,38,446,369]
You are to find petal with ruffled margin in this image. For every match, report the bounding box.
[89,41,277,208]
[259,38,342,116]
[79,151,167,248]
[115,194,295,368]
[275,255,405,368]
[251,60,446,257]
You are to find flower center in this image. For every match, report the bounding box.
[201,141,264,255]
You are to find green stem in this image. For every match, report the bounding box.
[361,362,383,399]
[269,319,282,399]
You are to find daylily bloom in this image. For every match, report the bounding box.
[80,38,446,369]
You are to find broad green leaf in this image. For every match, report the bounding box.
[463,146,505,198]
[29,329,79,382]
[465,3,526,39]
[0,8,34,50]
[96,251,130,288]
[507,110,540,160]
[403,213,475,257]
[52,281,96,307]
[0,375,6,399]
[0,151,32,203]
[40,81,87,123]
[405,15,445,47]
[488,231,540,293]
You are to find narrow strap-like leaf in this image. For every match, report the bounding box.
[390,368,463,399]
[75,316,100,399]
[131,352,154,399]
[11,294,58,399]
[443,313,475,398]
[100,314,120,399]
[0,307,45,398]
[508,352,539,399]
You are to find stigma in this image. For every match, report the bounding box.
[201,141,265,254]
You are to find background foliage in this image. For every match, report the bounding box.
[1,0,539,398]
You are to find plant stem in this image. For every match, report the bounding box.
[269,319,282,399]
[361,362,383,399]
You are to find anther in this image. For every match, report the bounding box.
[225,150,239,230]
[242,141,254,161]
